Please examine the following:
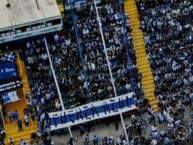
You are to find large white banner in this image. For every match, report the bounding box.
[49,92,137,130]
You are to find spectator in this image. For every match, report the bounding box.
[68,137,75,145]
[30,133,39,144]
[12,110,18,121]
[20,139,28,145]
[84,133,90,145]
[7,112,13,123]
[17,119,23,132]
[92,135,99,145]
[9,138,14,145]
[0,129,6,139]
[115,120,119,131]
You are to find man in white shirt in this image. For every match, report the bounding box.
[116,137,121,145]
[150,139,157,145]
[167,122,174,131]
[151,124,157,132]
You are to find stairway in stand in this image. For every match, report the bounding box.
[124,0,159,112]
[4,51,37,145]
[56,0,64,15]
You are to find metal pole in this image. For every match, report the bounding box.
[44,37,73,138]
[68,126,73,137]
[44,37,65,111]
[93,0,129,143]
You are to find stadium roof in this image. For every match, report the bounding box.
[0,0,61,31]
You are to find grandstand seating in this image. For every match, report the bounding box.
[1,0,166,144]
[1,0,193,144]
[42,1,144,109]
[22,40,62,112]
[136,0,193,110]
[98,1,141,97]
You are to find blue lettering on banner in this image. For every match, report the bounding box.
[49,93,137,130]
[103,102,111,114]
[91,104,99,117]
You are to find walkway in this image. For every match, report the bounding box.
[124,0,159,111]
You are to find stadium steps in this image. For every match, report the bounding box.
[3,51,38,145]
[124,0,159,112]
[15,51,31,93]
[56,0,64,15]
[4,125,37,145]
[20,60,31,93]
[4,100,37,145]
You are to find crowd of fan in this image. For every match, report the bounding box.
[18,0,193,144]
[134,0,193,144]
[67,0,193,144]
[63,1,191,144]
[49,0,143,109]
[98,0,143,98]
[22,41,54,144]
[136,0,193,105]
[24,40,62,112]
[20,0,143,144]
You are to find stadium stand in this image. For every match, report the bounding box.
[1,0,193,145]
[23,40,62,112]
[28,0,144,110]
[18,0,143,143]
[136,0,193,111]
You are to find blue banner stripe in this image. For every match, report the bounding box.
[50,97,135,126]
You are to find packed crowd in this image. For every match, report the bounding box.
[23,40,62,112]
[135,0,193,144]
[21,41,54,144]
[98,0,143,98]
[136,0,193,105]
[15,0,193,144]
[61,0,193,144]
[20,0,143,144]
[48,0,143,109]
